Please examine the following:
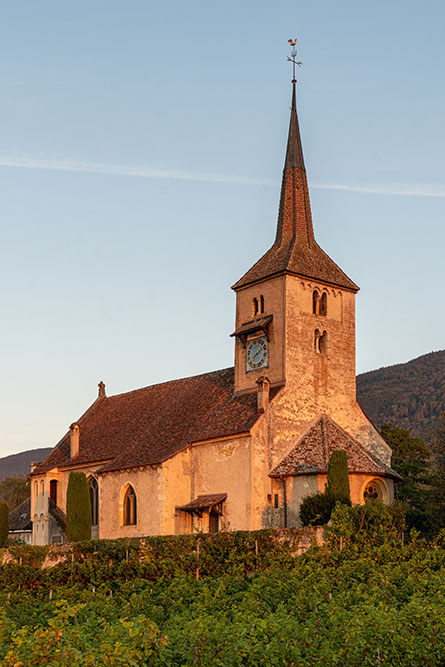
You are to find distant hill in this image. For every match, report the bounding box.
[357,350,445,440]
[0,351,443,480]
[0,448,52,482]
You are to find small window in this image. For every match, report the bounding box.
[274,494,279,508]
[34,481,38,497]
[319,331,328,355]
[312,290,320,315]
[40,480,45,495]
[320,292,327,316]
[315,330,328,355]
[260,295,265,314]
[123,485,137,526]
[314,328,321,352]
[253,298,259,316]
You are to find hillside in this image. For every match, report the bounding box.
[357,350,445,440]
[0,447,52,482]
[0,351,443,480]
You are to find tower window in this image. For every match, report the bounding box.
[315,329,328,355]
[274,493,279,508]
[314,329,320,352]
[312,290,320,315]
[260,295,265,313]
[320,292,328,316]
[253,298,259,316]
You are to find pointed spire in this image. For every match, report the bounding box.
[232,72,358,293]
[284,81,305,170]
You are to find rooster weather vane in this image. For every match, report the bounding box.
[287,38,302,82]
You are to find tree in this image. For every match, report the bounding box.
[300,492,335,526]
[427,413,445,532]
[66,472,91,542]
[326,450,351,505]
[381,423,431,530]
[0,501,8,547]
[0,477,30,510]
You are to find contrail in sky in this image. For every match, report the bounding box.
[0,154,444,198]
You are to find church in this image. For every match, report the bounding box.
[30,75,400,545]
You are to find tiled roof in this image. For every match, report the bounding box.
[33,368,260,475]
[233,83,358,293]
[269,414,401,480]
[8,498,32,532]
[178,494,227,512]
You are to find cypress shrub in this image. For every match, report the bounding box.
[300,492,335,526]
[66,472,91,542]
[0,501,9,546]
[327,450,351,505]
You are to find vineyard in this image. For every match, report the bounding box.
[1,503,444,666]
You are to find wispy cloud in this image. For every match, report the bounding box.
[0,154,444,198]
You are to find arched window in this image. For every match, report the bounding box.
[253,298,259,316]
[319,331,328,355]
[320,292,328,316]
[123,485,137,526]
[40,480,45,495]
[314,328,321,352]
[315,330,328,355]
[34,481,38,497]
[312,290,320,315]
[88,477,99,526]
[260,295,265,314]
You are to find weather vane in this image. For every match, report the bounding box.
[287,38,302,83]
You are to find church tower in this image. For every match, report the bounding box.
[231,74,361,426]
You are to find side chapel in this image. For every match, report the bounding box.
[30,75,400,544]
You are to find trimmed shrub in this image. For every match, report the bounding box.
[0,501,9,546]
[66,472,91,542]
[327,450,351,505]
[300,491,335,526]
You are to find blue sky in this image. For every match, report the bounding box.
[1,1,444,457]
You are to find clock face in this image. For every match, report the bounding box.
[246,336,268,371]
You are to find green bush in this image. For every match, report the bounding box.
[300,491,335,526]
[0,501,8,547]
[66,472,91,543]
[327,449,351,505]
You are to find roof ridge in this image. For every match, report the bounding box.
[109,366,234,399]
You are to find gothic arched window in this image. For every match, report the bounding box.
[364,481,381,501]
[123,485,137,526]
[320,292,328,316]
[88,477,99,526]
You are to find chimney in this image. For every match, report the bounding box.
[98,381,106,398]
[256,376,270,412]
[70,423,80,459]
